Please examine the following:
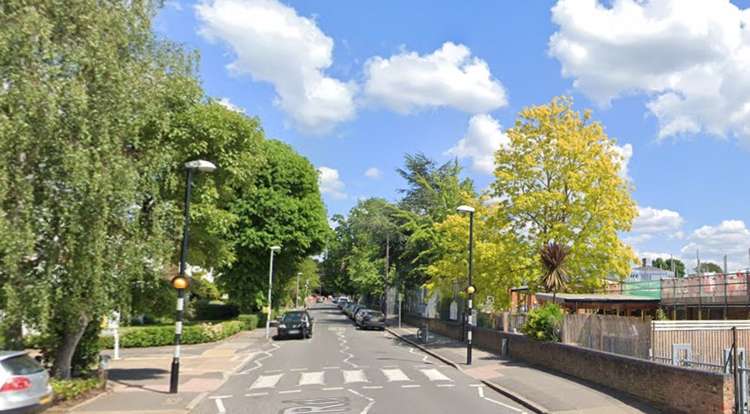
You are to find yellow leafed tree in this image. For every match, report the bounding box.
[492,97,637,293]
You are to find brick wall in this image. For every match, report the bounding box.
[402,314,734,413]
[498,331,734,414]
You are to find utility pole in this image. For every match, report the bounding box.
[384,233,389,317]
[296,272,301,308]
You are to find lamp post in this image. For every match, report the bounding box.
[170,160,216,394]
[265,246,281,339]
[296,272,302,308]
[457,205,475,365]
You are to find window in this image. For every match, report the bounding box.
[2,355,43,376]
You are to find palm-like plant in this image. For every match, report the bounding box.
[539,242,571,302]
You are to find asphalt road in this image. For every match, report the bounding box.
[191,303,528,414]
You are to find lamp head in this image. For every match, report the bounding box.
[466,285,476,295]
[270,245,281,253]
[456,205,475,214]
[185,160,217,173]
[171,275,190,290]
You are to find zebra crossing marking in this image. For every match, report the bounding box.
[249,373,283,389]
[299,371,325,386]
[343,369,368,383]
[420,368,452,382]
[382,368,410,382]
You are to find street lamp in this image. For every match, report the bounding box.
[296,272,302,308]
[170,159,216,394]
[456,205,475,365]
[265,245,281,339]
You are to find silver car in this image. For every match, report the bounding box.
[0,351,53,413]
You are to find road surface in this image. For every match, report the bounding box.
[191,303,527,414]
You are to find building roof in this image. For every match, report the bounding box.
[535,292,660,304]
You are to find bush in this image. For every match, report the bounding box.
[50,377,104,402]
[40,317,103,376]
[99,320,244,349]
[522,303,564,342]
[193,301,239,321]
[238,314,260,330]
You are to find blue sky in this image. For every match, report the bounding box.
[157,0,750,271]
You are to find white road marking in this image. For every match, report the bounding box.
[361,385,383,390]
[420,368,452,382]
[343,370,368,384]
[209,395,230,414]
[290,368,307,372]
[263,370,282,374]
[249,374,283,389]
[436,384,456,388]
[245,392,268,397]
[323,387,344,391]
[278,389,301,394]
[323,366,340,370]
[382,365,398,368]
[348,388,375,414]
[237,343,281,375]
[476,386,525,413]
[401,384,420,388]
[381,369,410,382]
[299,371,325,386]
[469,384,484,387]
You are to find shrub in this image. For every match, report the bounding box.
[99,320,244,349]
[193,301,239,321]
[522,303,564,342]
[238,314,259,330]
[50,377,104,402]
[40,317,102,376]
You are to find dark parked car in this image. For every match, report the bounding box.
[356,310,385,330]
[276,310,314,339]
[348,304,364,320]
[0,351,53,413]
[352,306,368,321]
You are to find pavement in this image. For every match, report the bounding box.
[55,329,270,414]
[386,323,661,414]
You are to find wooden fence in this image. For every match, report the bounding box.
[561,314,652,358]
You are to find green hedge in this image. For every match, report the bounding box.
[99,320,244,349]
[238,314,260,330]
[50,378,105,403]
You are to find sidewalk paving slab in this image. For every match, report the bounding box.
[55,329,269,414]
[387,324,661,414]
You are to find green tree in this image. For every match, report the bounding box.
[697,262,724,274]
[492,97,637,293]
[652,258,686,278]
[218,140,330,313]
[0,0,202,377]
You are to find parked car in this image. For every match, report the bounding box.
[352,306,368,322]
[349,304,365,320]
[343,303,355,316]
[356,310,386,330]
[276,310,314,339]
[337,297,350,309]
[0,351,53,414]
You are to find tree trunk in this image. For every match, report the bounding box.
[53,314,90,379]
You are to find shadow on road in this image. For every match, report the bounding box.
[108,368,168,381]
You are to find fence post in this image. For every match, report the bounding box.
[725,275,729,320]
[734,326,741,414]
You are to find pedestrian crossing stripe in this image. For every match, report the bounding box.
[299,371,325,386]
[343,369,368,383]
[420,368,452,382]
[382,368,410,382]
[249,373,283,389]
[248,367,455,389]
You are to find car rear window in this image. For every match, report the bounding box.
[2,355,43,375]
[369,312,384,318]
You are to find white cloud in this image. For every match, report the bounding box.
[446,114,509,174]
[549,0,750,140]
[681,220,750,271]
[363,42,508,114]
[623,233,653,245]
[318,166,346,199]
[364,167,382,179]
[632,206,684,233]
[216,97,245,114]
[612,143,633,180]
[196,0,356,133]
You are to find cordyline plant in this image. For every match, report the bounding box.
[539,242,570,302]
